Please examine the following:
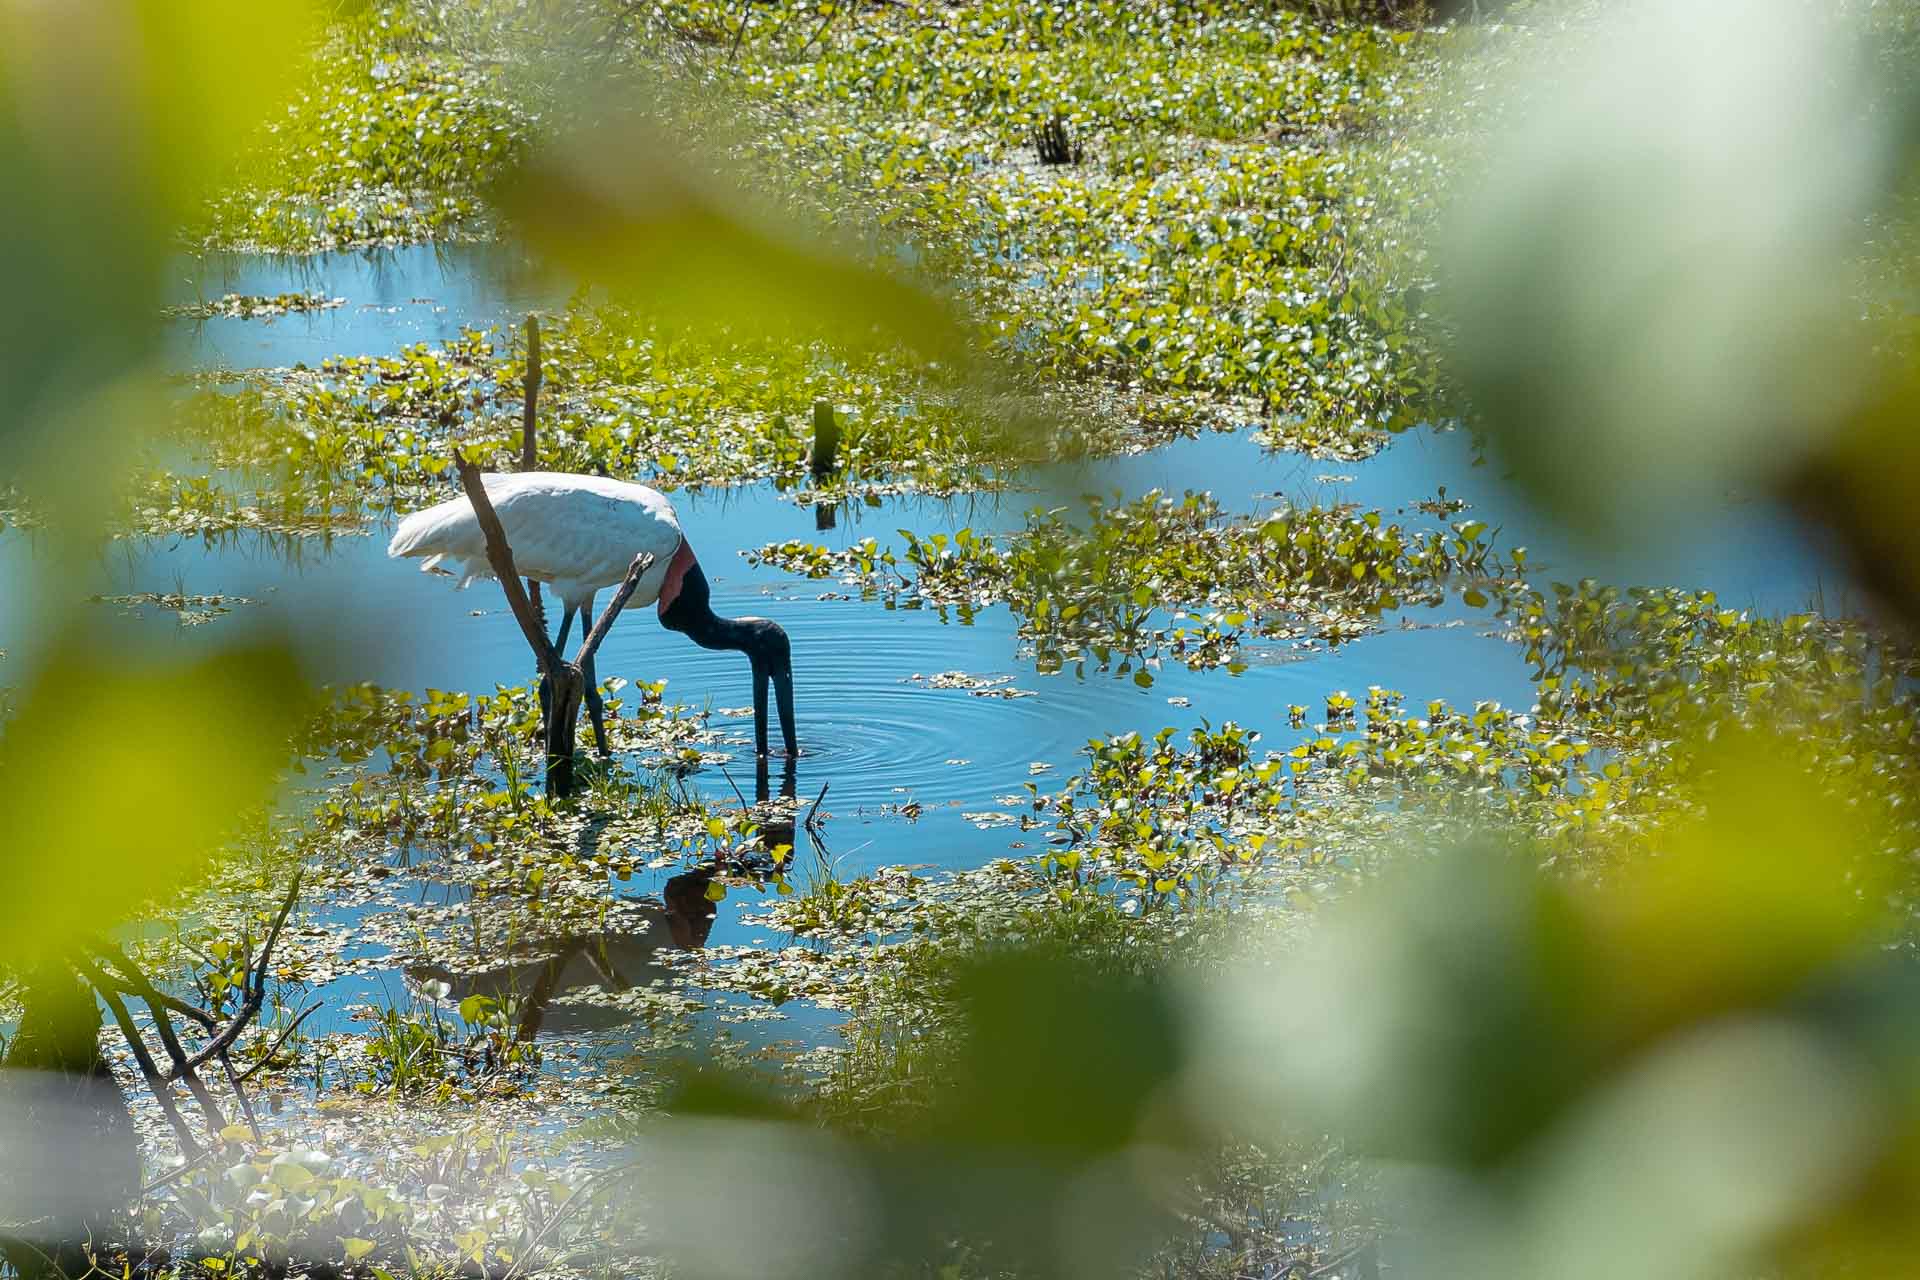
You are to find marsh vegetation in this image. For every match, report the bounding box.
[5,1,1920,1278]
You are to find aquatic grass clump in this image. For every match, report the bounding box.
[355,984,540,1097]
[753,489,1510,678]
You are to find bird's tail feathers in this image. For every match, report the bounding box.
[388,488,506,559]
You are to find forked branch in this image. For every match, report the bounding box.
[451,445,561,680]
[81,871,307,1151]
[576,552,654,672]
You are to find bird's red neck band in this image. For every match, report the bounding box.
[657,538,699,618]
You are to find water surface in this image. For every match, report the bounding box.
[0,243,1846,1059]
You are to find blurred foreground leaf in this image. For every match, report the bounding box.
[497,103,973,363]
[1438,0,1909,542]
[1188,726,1920,1278]
[0,0,318,521]
[0,638,309,964]
[637,945,1196,1278]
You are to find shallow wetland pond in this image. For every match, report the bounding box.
[0,240,1842,1139]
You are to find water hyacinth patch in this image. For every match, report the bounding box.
[162,292,346,321]
[711,0,1448,449]
[752,489,1510,677]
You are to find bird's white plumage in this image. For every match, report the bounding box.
[387,472,684,611]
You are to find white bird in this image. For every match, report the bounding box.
[388,472,796,758]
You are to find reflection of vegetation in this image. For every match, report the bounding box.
[161,292,343,321]
[88,587,258,627]
[12,0,1920,1274]
[755,490,1509,677]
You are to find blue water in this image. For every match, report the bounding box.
[0,242,1847,1048]
[168,242,566,369]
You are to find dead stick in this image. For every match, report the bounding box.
[454,446,561,678]
[521,316,547,633]
[89,953,228,1132]
[81,963,202,1157]
[455,443,584,792]
[217,1052,263,1144]
[573,552,653,671]
[805,780,830,830]
[92,959,216,1033]
[232,1001,324,1085]
[799,1,839,54]
[728,3,751,60]
[115,869,303,1079]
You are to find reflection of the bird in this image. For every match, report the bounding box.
[406,866,718,1038]
[407,762,812,1039]
[755,756,799,857]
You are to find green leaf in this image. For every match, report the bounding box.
[270,1162,315,1189]
[458,995,498,1025]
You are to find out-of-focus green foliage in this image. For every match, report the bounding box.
[1,0,320,526]
[1439,0,1917,544]
[499,103,976,362]
[0,642,309,967]
[1191,740,1920,1279]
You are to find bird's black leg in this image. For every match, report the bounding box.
[751,655,770,756]
[538,605,577,739]
[580,591,610,760]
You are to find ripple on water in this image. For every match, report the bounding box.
[676,588,1105,813]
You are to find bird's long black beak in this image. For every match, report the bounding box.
[774,666,797,756]
[753,661,799,757]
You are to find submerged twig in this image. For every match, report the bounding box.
[521,315,548,637]
[232,1000,324,1086]
[805,780,830,832]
